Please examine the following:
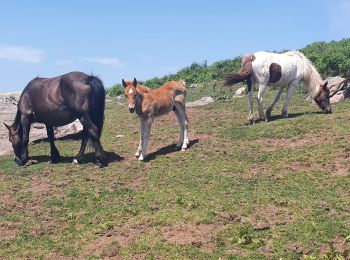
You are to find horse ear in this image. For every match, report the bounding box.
[323,81,328,88]
[133,78,138,87]
[122,79,127,88]
[3,123,11,131]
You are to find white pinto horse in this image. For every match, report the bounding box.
[223,51,332,124]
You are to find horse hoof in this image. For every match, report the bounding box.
[138,155,145,161]
[249,120,255,125]
[181,148,186,152]
[73,159,79,164]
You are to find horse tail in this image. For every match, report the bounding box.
[222,54,255,87]
[86,75,105,138]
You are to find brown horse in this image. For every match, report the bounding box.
[4,71,106,167]
[122,78,189,161]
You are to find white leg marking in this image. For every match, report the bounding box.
[266,87,284,116]
[282,81,298,117]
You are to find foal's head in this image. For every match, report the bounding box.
[122,78,140,113]
[4,123,23,163]
[314,82,332,114]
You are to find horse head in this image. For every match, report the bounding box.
[314,82,332,114]
[122,78,142,113]
[4,123,23,164]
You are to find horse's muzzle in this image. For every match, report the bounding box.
[324,107,332,114]
[129,107,135,113]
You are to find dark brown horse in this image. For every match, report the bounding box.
[4,71,106,167]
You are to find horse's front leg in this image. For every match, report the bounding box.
[135,118,144,158]
[46,125,60,163]
[266,87,284,117]
[257,84,267,122]
[17,117,31,166]
[282,81,298,117]
[138,117,152,161]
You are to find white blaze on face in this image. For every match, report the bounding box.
[128,89,133,94]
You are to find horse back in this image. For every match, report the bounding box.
[252,52,302,85]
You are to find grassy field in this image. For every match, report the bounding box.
[0,85,350,259]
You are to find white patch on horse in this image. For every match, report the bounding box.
[129,89,133,94]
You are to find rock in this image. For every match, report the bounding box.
[188,83,203,89]
[324,76,350,104]
[54,120,83,138]
[325,76,348,97]
[116,134,124,138]
[0,92,21,105]
[116,95,124,101]
[235,87,246,96]
[186,96,215,107]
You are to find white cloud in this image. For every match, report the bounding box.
[0,44,44,64]
[328,0,350,37]
[84,57,124,67]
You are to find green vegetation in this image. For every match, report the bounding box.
[107,38,349,96]
[1,86,350,258]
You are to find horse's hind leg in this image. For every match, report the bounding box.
[73,130,89,164]
[79,114,106,167]
[46,125,60,163]
[247,78,254,125]
[266,87,284,117]
[174,102,189,151]
[174,109,184,149]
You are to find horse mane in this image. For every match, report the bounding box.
[284,51,323,98]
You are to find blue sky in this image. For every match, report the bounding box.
[0,0,349,92]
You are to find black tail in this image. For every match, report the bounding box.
[86,76,105,138]
[222,54,255,88]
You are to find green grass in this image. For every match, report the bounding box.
[1,87,350,259]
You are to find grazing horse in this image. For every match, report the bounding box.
[4,71,106,167]
[122,78,189,161]
[223,51,331,124]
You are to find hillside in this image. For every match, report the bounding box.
[107,38,350,96]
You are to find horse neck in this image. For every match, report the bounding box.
[12,109,22,130]
[135,91,145,114]
[302,60,323,98]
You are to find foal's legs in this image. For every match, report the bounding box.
[46,125,60,163]
[135,119,145,158]
[138,117,153,161]
[73,129,89,164]
[79,114,106,166]
[174,109,184,149]
[266,87,284,117]
[257,84,267,121]
[282,81,298,117]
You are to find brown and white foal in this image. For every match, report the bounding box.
[122,78,189,161]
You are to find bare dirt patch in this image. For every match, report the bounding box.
[257,135,334,152]
[0,221,18,241]
[161,223,216,247]
[241,204,293,231]
[84,224,151,257]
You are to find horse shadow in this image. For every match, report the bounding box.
[30,132,123,165]
[30,150,123,166]
[144,139,199,162]
[263,111,323,123]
